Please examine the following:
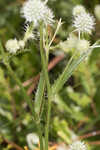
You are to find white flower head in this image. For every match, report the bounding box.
[69,141,87,150]
[18,40,25,48]
[66,34,78,49]
[94,5,100,21]
[73,5,86,16]
[26,133,39,149]
[73,12,95,34]
[76,39,90,53]
[44,8,55,26]
[59,34,78,52]
[5,39,20,54]
[21,0,54,27]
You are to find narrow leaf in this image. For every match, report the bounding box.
[34,72,45,116]
[52,50,91,93]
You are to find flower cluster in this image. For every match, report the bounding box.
[69,141,87,150]
[59,34,90,54]
[58,5,100,57]
[5,0,55,54]
[26,133,39,150]
[72,5,86,16]
[73,12,95,35]
[5,23,35,54]
[21,0,54,27]
[5,39,20,54]
[72,5,99,54]
[72,4,95,37]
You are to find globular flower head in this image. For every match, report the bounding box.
[69,141,87,150]
[73,5,86,16]
[66,34,78,49]
[59,34,78,53]
[73,12,95,34]
[21,0,54,27]
[26,133,39,150]
[94,5,100,21]
[18,40,25,48]
[44,8,54,26]
[76,39,90,53]
[5,39,20,54]
[59,34,78,52]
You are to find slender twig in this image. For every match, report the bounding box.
[49,18,62,47]
[88,141,100,145]
[80,130,100,139]
[3,138,24,150]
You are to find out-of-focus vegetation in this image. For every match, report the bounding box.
[0,0,100,150]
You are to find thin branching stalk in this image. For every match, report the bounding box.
[40,23,52,150]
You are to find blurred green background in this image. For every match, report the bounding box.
[0,0,100,150]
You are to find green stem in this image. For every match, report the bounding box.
[37,125,44,150]
[40,23,52,150]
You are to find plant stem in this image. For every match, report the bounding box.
[37,125,44,150]
[40,24,52,150]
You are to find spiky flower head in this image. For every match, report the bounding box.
[18,40,25,48]
[26,133,39,150]
[73,5,86,16]
[5,39,20,54]
[73,12,95,34]
[59,34,78,52]
[66,34,78,49]
[21,0,54,27]
[94,5,100,21]
[69,141,87,150]
[59,34,78,53]
[76,39,90,53]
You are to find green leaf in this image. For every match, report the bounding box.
[34,73,45,117]
[52,50,91,93]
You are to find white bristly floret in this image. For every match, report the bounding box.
[73,12,95,34]
[66,34,78,49]
[5,39,20,54]
[18,40,25,48]
[76,39,90,53]
[69,141,87,150]
[21,0,54,27]
[94,5,100,20]
[59,34,78,52]
[26,133,39,149]
[73,5,86,16]
[44,8,54,26]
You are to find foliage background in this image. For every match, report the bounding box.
[0,0,100,150]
